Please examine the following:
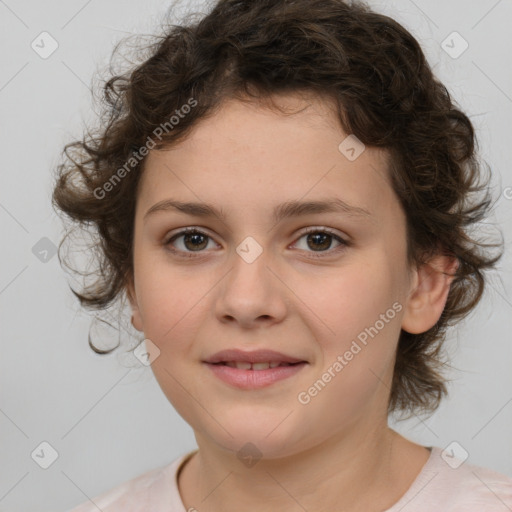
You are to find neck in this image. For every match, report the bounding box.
[178,424,427,512]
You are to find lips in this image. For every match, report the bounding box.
[203,349,308,389]
[203,348,307,365]
[222,361,297,370]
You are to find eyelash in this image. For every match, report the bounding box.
[163,226,350,259]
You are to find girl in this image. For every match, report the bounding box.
[53,0,512,510]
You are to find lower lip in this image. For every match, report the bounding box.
[204,362,307,389]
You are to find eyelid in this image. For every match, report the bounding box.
[292,226,349,257]
[163,225,350,257]
[296,225,347,240]
[163,226,218,247]
[164,225,348,242]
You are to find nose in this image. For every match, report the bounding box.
[214,245,288,329]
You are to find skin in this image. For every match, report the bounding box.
[127,91,457,512]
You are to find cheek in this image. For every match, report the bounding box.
[294,252,403,347]
[292,253,403,406]
[298,293,402,432]
[136,267,208,419]
[134,259,203,347]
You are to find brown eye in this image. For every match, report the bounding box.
[293,228,349,257]
[181,231,209,251]
[165,228,216,255]
[305,232,332,251]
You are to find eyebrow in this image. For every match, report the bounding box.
[143,198,373,225]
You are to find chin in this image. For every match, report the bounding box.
[197,417,309,461]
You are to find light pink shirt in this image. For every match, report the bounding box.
[66,446,512,511]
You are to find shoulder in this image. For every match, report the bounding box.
[391,446,512,512]
[440,454,512,511]
[64,451,195,512]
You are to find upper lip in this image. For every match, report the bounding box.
[204,349,306,364]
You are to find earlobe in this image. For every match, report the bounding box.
[125,276,144,332]
[401,255,459,335]
[130,312,143,332]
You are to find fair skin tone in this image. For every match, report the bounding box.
[127,92,457,512]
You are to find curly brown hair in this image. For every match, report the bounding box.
[52,0,503,419]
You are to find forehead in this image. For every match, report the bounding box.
[137,93,399,225]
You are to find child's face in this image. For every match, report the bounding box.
[128,92,417,457]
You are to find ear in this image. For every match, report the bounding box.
[401,254,459,334]
[125,273,144,332]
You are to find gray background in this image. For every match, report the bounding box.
[1,1,511,511]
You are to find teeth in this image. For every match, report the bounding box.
[252,362,270,370]
[223,361,290,370]
[225,361,251,369]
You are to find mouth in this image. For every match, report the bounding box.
[204,348,307,365]
[210,361,304,370]
[204,359,308,389]
[202,349,308,389]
